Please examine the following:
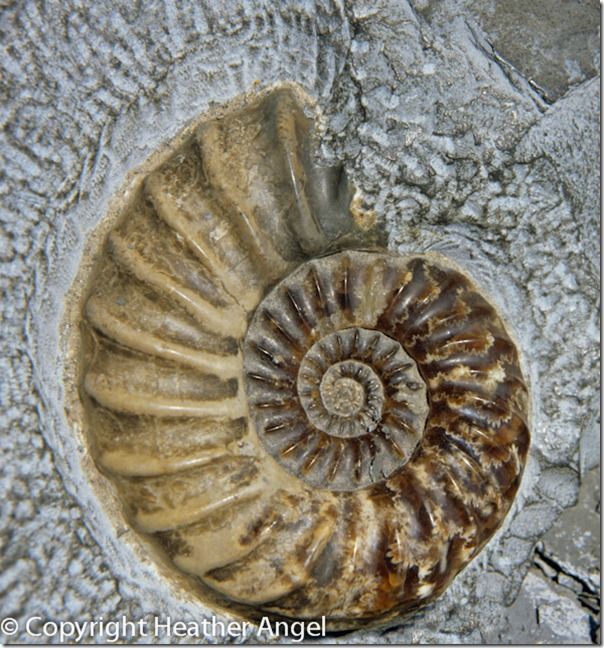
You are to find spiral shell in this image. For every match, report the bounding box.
[75,83,530,628]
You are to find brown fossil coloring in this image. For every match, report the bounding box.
[72,83,530,630]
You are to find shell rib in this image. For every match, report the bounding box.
[76,83,529,629]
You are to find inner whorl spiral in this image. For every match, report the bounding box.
[245,295,430,490]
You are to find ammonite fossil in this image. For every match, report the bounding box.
[72,83,530,629]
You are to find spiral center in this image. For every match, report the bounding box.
[322,375,364,417]
[308,359,385,438]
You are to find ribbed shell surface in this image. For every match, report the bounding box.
[75,83,530,629]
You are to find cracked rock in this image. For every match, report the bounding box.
[487,569,593,644]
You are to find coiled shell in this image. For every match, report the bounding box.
[75,83,530,629]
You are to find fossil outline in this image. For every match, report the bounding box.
[74,82,530,629]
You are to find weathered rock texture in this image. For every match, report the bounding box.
[0,0,599,643]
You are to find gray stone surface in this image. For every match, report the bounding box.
[541,467,600,590]
[488,569,593,644]
[416,0,600,102]
[0,0,599,644]
[494,466,601,644]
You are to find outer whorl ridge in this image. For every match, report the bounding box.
[74,83,530,630]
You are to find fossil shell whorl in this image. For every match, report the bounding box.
[75,83,530,629]
[243,254,432,491]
